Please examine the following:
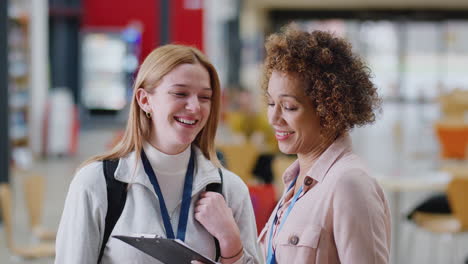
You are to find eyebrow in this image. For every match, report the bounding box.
[171,84,212,91]
[266,92,300,101]
[279,94,300,100]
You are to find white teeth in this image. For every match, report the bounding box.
[276,131,293,136]
[175,117,197,125]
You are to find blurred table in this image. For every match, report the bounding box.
[374,171,452,264]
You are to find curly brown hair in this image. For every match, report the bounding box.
[263,24,381,138]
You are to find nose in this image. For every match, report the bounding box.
[268,105,282,126]
[186,95,201,112]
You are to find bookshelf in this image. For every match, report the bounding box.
[8,4,30,164]
[1,0,9,184]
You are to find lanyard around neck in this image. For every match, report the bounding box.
[140,148,194,242]
[266,176,303,264]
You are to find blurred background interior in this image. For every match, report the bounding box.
[2,0,468,263]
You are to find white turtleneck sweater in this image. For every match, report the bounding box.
[142,142,191,214]
[56,143,262,264]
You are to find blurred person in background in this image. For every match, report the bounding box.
[258,24,391,264]
[225,86,258,141]
[55,44,261,264]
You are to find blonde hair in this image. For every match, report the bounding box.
[81,44,222,168]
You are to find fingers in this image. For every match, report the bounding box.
[199,191,224,199]
[194,205,210,225]
[196,192,225,207]
[195,191,231,227]
[194,203,207,213]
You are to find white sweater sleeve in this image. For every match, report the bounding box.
[55,163,107,264]
[223,170,263,264]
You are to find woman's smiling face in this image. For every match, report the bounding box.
[267,71,323,156]
[137,63,212,154]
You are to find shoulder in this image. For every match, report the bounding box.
[329,157,387,210]
[68,161,106,200]
[335,168,377,193]
[332,153,373,183]
[220,167,249,194]
[330,154,383,199]
[218,167,252,211]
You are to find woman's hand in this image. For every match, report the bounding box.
[194,191,243,263]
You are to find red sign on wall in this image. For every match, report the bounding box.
[83,0,204,61]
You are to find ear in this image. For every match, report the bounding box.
[136,88,152,113]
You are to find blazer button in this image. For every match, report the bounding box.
[304,178,313,186]
[289,235,299,245]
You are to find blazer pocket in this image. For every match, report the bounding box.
[276,225,322,264]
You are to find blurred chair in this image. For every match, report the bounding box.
[438,90,468,119]
[408,178,468,264]
[434,120,468,159]
[248,184,277,233]
[0,183,55,259]
[23,174,56,240]
[442,165,468,178]
[218,143,259,183]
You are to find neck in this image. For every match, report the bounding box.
[143,141,191,174]
[148,135,190,155]
[296,137,333,186]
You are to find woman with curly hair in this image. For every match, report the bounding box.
[258,24,391,264]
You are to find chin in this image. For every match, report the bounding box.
[278,145,297,155]
[174,134,197,146]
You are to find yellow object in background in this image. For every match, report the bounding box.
[225,109,278,153]
[218,143,259,183]
[226,111,257,139]
[438,89,468,119]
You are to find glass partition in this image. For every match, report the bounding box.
[289,18,468,102]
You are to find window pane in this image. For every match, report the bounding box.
[444,21,468,91]
[360,21,399,99]
[402,22,441,101]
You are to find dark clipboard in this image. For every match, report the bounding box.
[113,235,217,264]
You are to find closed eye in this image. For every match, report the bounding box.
[172,92,187,97]
[283,105,298,111]
[284,107,297,111]
[199,95,212,101]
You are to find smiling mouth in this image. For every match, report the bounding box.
[275,130,295,141]
[276,131,294,136]
[174,117,198,125]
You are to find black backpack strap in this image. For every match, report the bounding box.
[98,159,128,264]
[205,168,224,261]
[205,168,224,195]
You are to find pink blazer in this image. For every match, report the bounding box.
[259,134,391,264]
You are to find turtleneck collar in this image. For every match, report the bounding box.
[142,141,191,174]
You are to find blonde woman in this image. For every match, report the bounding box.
[55,45,261,264]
